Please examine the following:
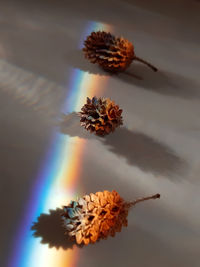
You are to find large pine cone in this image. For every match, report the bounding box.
[79,96,123,136]
[61,191,160,245]
[83,31,157,73]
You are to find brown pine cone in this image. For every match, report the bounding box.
[83,31,157,73]
[79,96,123,136]
[61,190,160,245]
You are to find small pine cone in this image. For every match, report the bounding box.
[61,191,160,245]
[79,96,123,136]
[83,31,157,73]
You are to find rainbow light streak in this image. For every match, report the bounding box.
[9,21,112,267]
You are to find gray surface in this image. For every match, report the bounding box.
[0,0,200,266]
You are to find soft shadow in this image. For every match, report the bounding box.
[66,50,200,99]
[31,208,80,250]
[118,64,200,99]
[60,114,186,177]
[103,128,185,176]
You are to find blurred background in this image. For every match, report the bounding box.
[0,0,200,266]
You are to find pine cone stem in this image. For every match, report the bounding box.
[128,193,160,208]
[134,56,158,72]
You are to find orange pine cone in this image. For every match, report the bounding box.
[61,190,160,245]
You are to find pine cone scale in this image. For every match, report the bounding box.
[79,97,123,136]
[62,191,160,245]
[83,31,135,72]
[62,190,130,245]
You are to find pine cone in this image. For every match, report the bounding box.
[79,96,123,136]
[61,191,160,245]
[83,31,157,73]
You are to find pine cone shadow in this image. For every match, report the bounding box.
[59,113,186,178]
[31,208,81,250]
[118,64,200,99]
[103,127,186,177]
[66,50,200,99]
